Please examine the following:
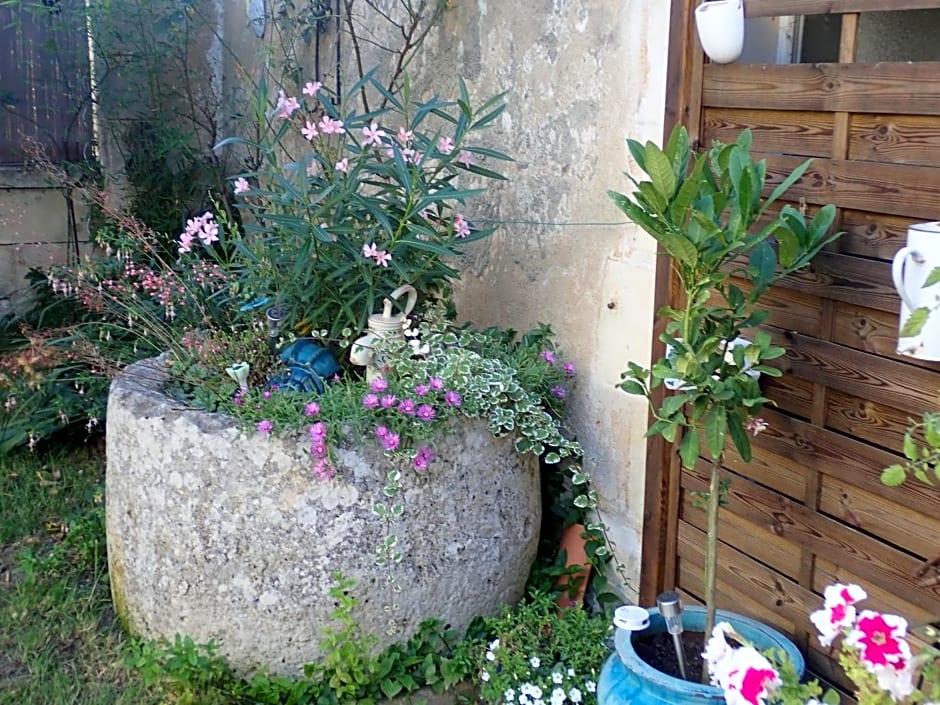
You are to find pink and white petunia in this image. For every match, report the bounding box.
[845,610,911,670]
[714,647,781,705]
[809,583,867,647]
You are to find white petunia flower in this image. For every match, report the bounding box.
[568,688,582,704]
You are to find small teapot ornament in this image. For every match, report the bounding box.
[350,284,418,381]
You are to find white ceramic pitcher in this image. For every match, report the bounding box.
[694,0,745,64]
[892,221,940,360]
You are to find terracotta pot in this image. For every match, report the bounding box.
[555,522,591,608]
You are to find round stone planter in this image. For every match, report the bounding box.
[106,357,541,675]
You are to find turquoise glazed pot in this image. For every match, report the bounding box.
[598,607,803,705]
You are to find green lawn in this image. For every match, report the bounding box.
[0,445,164,704]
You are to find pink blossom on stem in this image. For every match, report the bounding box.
[412,445,435,471]
[429,377,444,391]
[562,362,576,375]
[363,242,380,259]
[416,403,436,421]
[304,402,320,417]
[374,425,389,439]
[374,250,392,267]
[362,393,380,408]
[318,115,345,135]
[380,394,397,408]
[414,383,429,397]
[178,231,195,254]
[382,432,400,451]
[444,390,462,407]
[362,121,386,147]
[458,149,474,167]
[274,90,300,119]
[301,120,318,141]
[302,80,322,97]
[437,136,455,154]
[257,419,274,435]
[550,385,567,399]
[453,213,471,238]
[397,126,414,145]
[540,349,557,364]
[312,458,336,480]
[233,177,250,194]
[370,377,389,393]
[335,157,349,173]
[398,398,417,416]
[309,421,327,441]
[311,440,328,457]
[712,647,781,705]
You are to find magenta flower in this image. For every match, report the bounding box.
[309,421,327,440]
[540,349,557,364]
[370,377,389,393]
[416,404,436,422]
[847,611,911,670]
[263,390,272,399]
[562,362,576,375]
[429,377,444,391]
[362,393,380,408]
[398,398,417,415]
[257,419,273,435]
[374,425,389,439]
[414,383,429,397]
[311,440,328,457]
[312,458,336,480]
[550,385,567,399]
[304,402,320,417]
[810,583,867,647]
[382,432,400,451]
[412,445,435,471]
[444,390,462,407]
[380,394,397,408]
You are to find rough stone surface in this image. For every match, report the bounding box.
[106,357,541,675]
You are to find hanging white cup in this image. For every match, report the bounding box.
[694,0,745,64]
[892,221,940,360]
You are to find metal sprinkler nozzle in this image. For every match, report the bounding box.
[657,591,689,681]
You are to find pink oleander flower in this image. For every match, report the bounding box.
[304,402,320,417]
[370,377,388,393]
[301,120,318,141]
[398,398,417,415]
[453,213,471,238]
[362,121,386,147]
[257,419,274,435]
[178,230,195,254]
[438,136,455,154]
[362,393,379,408]
[363,242,380,259]
[335,157,349,173]
[380,394,397,408]
[382,432,400,451]
[540,349,557,364]
[302,80,322,97]
[458,149,473,167]
[374,250,392,267]
[318,115,345,135]
[233,177,250,194]
[745,417,769,437]
[416,403,436,421]
[397,126,413,144]
[810,583,867,647]
[444,390,462,407]
[274,90,300,119]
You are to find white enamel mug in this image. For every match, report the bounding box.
[694,0,745,64]
[892,221,940,360]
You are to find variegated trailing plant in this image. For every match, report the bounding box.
[609,125,842,650]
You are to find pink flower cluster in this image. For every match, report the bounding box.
[308,416,337,480]
[705,583,919,705]
[178,212,219,254]
[360,375,465,471]
[362,242,392,267]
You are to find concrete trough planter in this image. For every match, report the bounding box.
[106,356,541,675]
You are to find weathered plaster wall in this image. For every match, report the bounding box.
[345,0,670,598]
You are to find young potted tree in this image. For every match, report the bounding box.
[600,126,841,699]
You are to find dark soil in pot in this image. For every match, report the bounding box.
[632,631,707,682]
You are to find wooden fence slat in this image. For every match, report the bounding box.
[824,389,917,452]
[770,330,940,415]
[745,0,940,17]
[703,108,833,156]
[682,464,940,611]
[704,62,940,116]
[831,300,940,371]
[749,409,940,518]
[839,209,916,260]
[850,114,940,167]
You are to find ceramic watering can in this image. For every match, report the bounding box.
[892,221,940,360]
[350,284,418,380]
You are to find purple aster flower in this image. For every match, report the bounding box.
[380,394,397,408]
[370,377,389,393]
[540,349,557,364]
[257,419,274,435]
[309,421,327,440]
[375,425,389,439]
[304,401,320,416]
[383,432,401,451]
[398,398,417,415]
[429,377,444,391]
[362,393,380,408]
[550,385,567,399]
[562,362,576,375]
[414,383,430,397]
[444,390,462,407]
[416,403,436,421]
